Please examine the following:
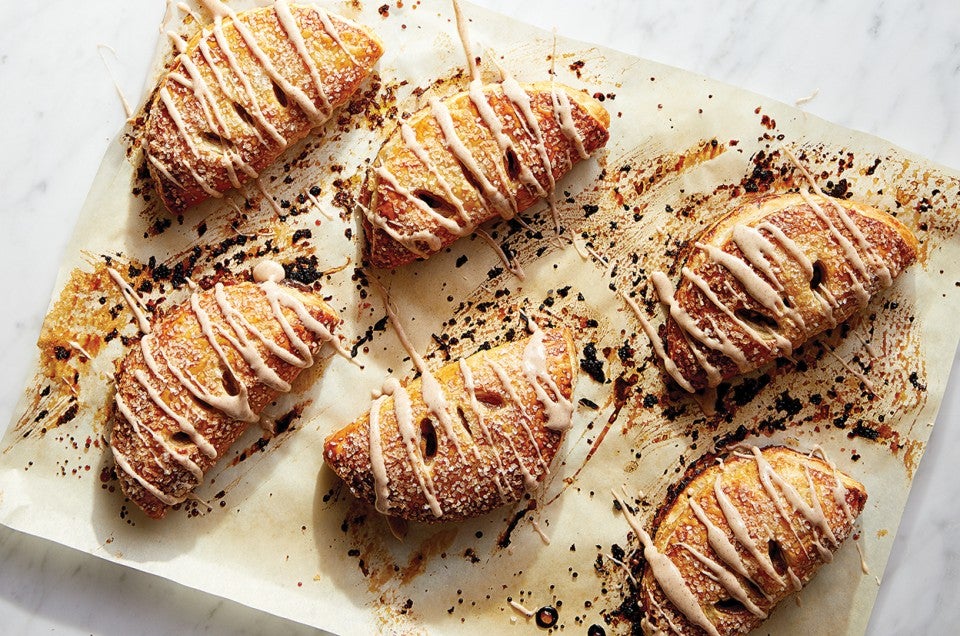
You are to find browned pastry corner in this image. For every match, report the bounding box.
[361,81,610,268]
[324,328,577,523]
[110,274,341,519]
[144,3,384,214]
[654,192,917,391]
[633,445,867,636]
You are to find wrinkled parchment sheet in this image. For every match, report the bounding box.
[2,1,959,634]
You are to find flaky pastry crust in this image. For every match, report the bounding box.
[145,4,383,213]
[324,329,577,523]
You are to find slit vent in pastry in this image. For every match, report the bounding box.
[361,81,610,268]
[109,267,341,519]
[622,445,866,636]
[145,2,384,213]
[324,328,577,523]
[641,192,917,392]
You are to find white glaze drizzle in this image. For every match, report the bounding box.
[375,165,463,234]
[855,539,871,575]
[551,85,589,160]
[133,369,216,460]
[712,473,785,586]
[640,598,675,636]
[612,489,721,636]
[620,291,694,393]
[522,319,574,431]
[273,0,332,116]
[430,95,514,217]
[509,600,535,618]
[488,361,550,481]
[452,0,478,82]
[107,267,152,334]
[681,267,789,356]
[399,121,472,223]
[686,495,764,593]
[199,0,325,125]
[731,224,785,291]
[213,283,292,392]
[359,198,436,258]
[651,271,751,372]
[809,445,855,523]
[748,447,838,560]
[111,446,184,506]
[96,44,134,119]
[678,542,767,618]
[159,0,366,199]
[368,394,392,513]
[630,138,910,392]
[372,0,601,260]
[531,518,551,545]
[468,79,541,207]
[474,227,526,280]
[695,242,806,330]
[147,152,186,189]
[175,1,204,25]
[113,262,341,502]
[459,359,511,500]
[114,389,203,481]
[373,278,465,459]
[382,377,443,517]
[826,348,877,394]
[498,65,561,233]
[200,18,285,146]
[166,30,236,152]
[304,186,335,220]
[784,146,893,289]
[617,446,861,634]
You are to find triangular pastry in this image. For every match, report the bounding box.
[144,2,384,213]
[618,445,867,636]
[645,192,917,392]
[361,81,610,268]
[324,328,577,523]
[109,264,342,519]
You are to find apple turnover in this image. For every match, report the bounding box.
[324,328,576,523]
[144,1,384,213]
[616,445,867,636]
[635,192,917,392]
[110,262,342,519]
[361,80,610,268]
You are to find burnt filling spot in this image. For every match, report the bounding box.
[220,367,241,397]
[170,431,192,445]
[419,418,438,462]
[714,597,749,614]
[810,260,827,289]
[201,130,226,146]
[233,102,256,128]
[475,389,505,408]
[457,159,486,195]
[272,80,289,108]
[414,189,458,219]
[456,405,473,438]
[768,538,788,575]
[735,307,780,332]
[505,147,521,180]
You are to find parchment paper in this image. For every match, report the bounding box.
[2,1,959,634]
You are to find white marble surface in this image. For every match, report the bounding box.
[1,0,958,634]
